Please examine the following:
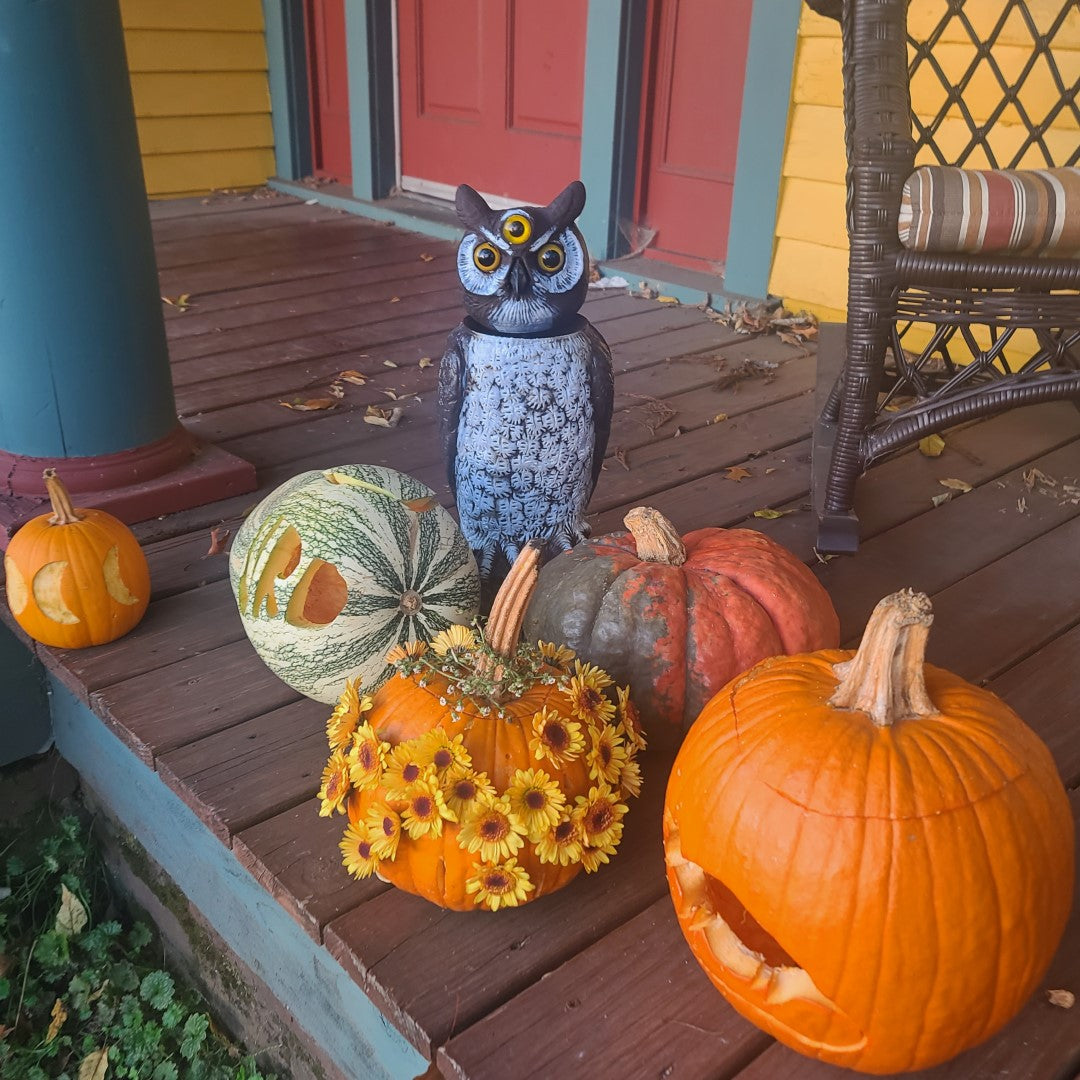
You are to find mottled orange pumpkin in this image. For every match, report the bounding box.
[319,544,643,912]
[664,590,1074,1074]
[523,506,840,752]
[4,470,150,649]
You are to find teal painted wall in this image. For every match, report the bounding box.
[0,0,177,458]
[48,676,426,1080]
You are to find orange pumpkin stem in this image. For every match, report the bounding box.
[624,506,687,566]
[42,469,84,525]
[829,589,938,727]
[474,543,543,693]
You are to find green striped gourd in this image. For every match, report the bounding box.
[229,465,480,703]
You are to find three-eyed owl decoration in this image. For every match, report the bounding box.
[437,181,613,590]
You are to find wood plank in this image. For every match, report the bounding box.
[438,897,772,1080]
[233,800,389,942]
[148,192,298,222]
[323,767,671,1056]
[151,198,348,240]
[89,638,300,765]
[730,794,1080,1080]
[155,697,329,842]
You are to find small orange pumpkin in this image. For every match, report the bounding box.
[664,590,1074,1074]
[4,469,150,648]
[318,544,643,912]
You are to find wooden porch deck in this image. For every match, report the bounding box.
[11,194,1080,1079]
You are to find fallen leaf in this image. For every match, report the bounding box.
[931,492,953,507]
[88,980,109,1004]
[1023,466,1056,489]
[78,1047,109,1080]
[381,389,400,400]
[418,357,433,368]
[672,426,683,438]
[1047,989,1075,1008]
[390,296,401,303]
[614,447,630,471]
[401,496,438,513]
[304,197,318,205]
[724,466,752,483]
[327,383,345,398]
[161,294,194,311]
[753,508,796,519]
[279,397,336,411]
[1017,496,1028,513]
[420,253,435,262]
[656,295,680,305]
[56,884,88,937]
[204,527,230,557]
[338,370,367,385]
[364,405,403,427]
[383,360,399,368]
[46,998,67,1043]
[918,434,946,458]
[765,467,777,475]
[711,413,728,424]
[939,478,972,493]
[814,550,838,564]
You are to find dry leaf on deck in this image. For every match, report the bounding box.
[918,435,946,458]
[364,405,403,428]
[78,1047,109,1080]
[338,370,367,385]
[931,492,953,507]
[204,527,230,557]
[939,478,972,493]
[753,508,795,519]
[1023,467,1056,490]
[656,295,680,305]
[390,296,401,303]
[46,998,67,1044]
[614,447,630,471]
[418,356,433,368]
[420,253,436,262]
[383,360,399,368]
[381,389,400,400]
[161,294,194,311]
[1047,989,1075,1009]
[1017,496,1028,513]
[724,466,751,483]
[711,413,728,424]
[327,383,345,398]
[279,398,336,411]
[56,884,88,938]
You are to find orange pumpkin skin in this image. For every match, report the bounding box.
[523,508,840,753]
[348,668,586,910]
[664,595,1074,1074]
[4,475,150,649]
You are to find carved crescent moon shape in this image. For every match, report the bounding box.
[4,556,29,616]
[32,561,81,624]
[103,545,141,606]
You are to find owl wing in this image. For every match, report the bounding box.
[584,321,615,490]
[437,323,469,498]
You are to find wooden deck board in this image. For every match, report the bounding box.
[19,196,1076,1079]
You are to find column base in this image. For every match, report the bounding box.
[0,424,256,547]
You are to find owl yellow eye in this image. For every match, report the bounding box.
[473,242,502,272]
[501,214,533,245]
[537,243,565,273]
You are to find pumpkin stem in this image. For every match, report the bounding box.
[829,590,937,727]
[624,507,686,566]
[43,469,84,525]
[473,543,543,696]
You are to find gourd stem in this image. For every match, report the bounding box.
[43,469,84,525]
[829,590,937,727]
[486,542,542,658]
[624,506,687,565]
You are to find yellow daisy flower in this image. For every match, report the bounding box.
[348,722,390,790]
[385,640,427,664]
[506,768,566,841]
[580,838,619,874]
[416,729,472,776]
[465,859,535,912]
[400,775,455,840]
[430,624,477,656]
[364,803,402,861]
[535,813,584,866]
[616,686,647,752]
[326,679,373,751]
[537,640,576,668]
[382,743,433,799]
[442,766,496,821]
[586,726,629,786]
[339,823,381,879]
[618,758,643,799]
[575,784,629,850]
[318,751,351,817]
[562,667,617,727]
[529,707,585,768]
[457,794,527,862]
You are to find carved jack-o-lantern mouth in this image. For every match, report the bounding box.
[664,812,867,1057]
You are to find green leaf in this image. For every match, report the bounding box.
[140,971,175,1012]
[126,923,152,952]
[160,1002,185,1030]
[180,1013,209,1061]
[151,1063,179,1080]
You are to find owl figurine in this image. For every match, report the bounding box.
[438,180,614,587]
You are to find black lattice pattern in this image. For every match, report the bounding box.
[908,0,1080,169]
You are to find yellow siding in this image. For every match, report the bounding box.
[769,2,1080,320]
[121,1,275,198]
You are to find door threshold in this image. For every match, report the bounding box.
[596,253,768,313]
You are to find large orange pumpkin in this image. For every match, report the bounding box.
[319,544,643,911]
[4,470,150,648]
[664,590,1074,1074]
[523,506,840,753]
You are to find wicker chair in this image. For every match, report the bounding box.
[809,0,1080,552]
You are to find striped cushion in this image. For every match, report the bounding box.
[898,166,1080,255]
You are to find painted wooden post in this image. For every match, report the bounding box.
[345,0,396,204]
[0,0,177,461]
[262,0,313,182]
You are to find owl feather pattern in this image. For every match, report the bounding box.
[438,181,614,587]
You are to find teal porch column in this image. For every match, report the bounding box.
[0,0,177,461]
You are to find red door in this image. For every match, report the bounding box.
[636,0,752,272]
[397,0,587,205]
[306,0,352,183]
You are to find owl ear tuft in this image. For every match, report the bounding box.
[455,184,493,229]
[545,180,586,226]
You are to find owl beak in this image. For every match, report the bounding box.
[507,257,530,298]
